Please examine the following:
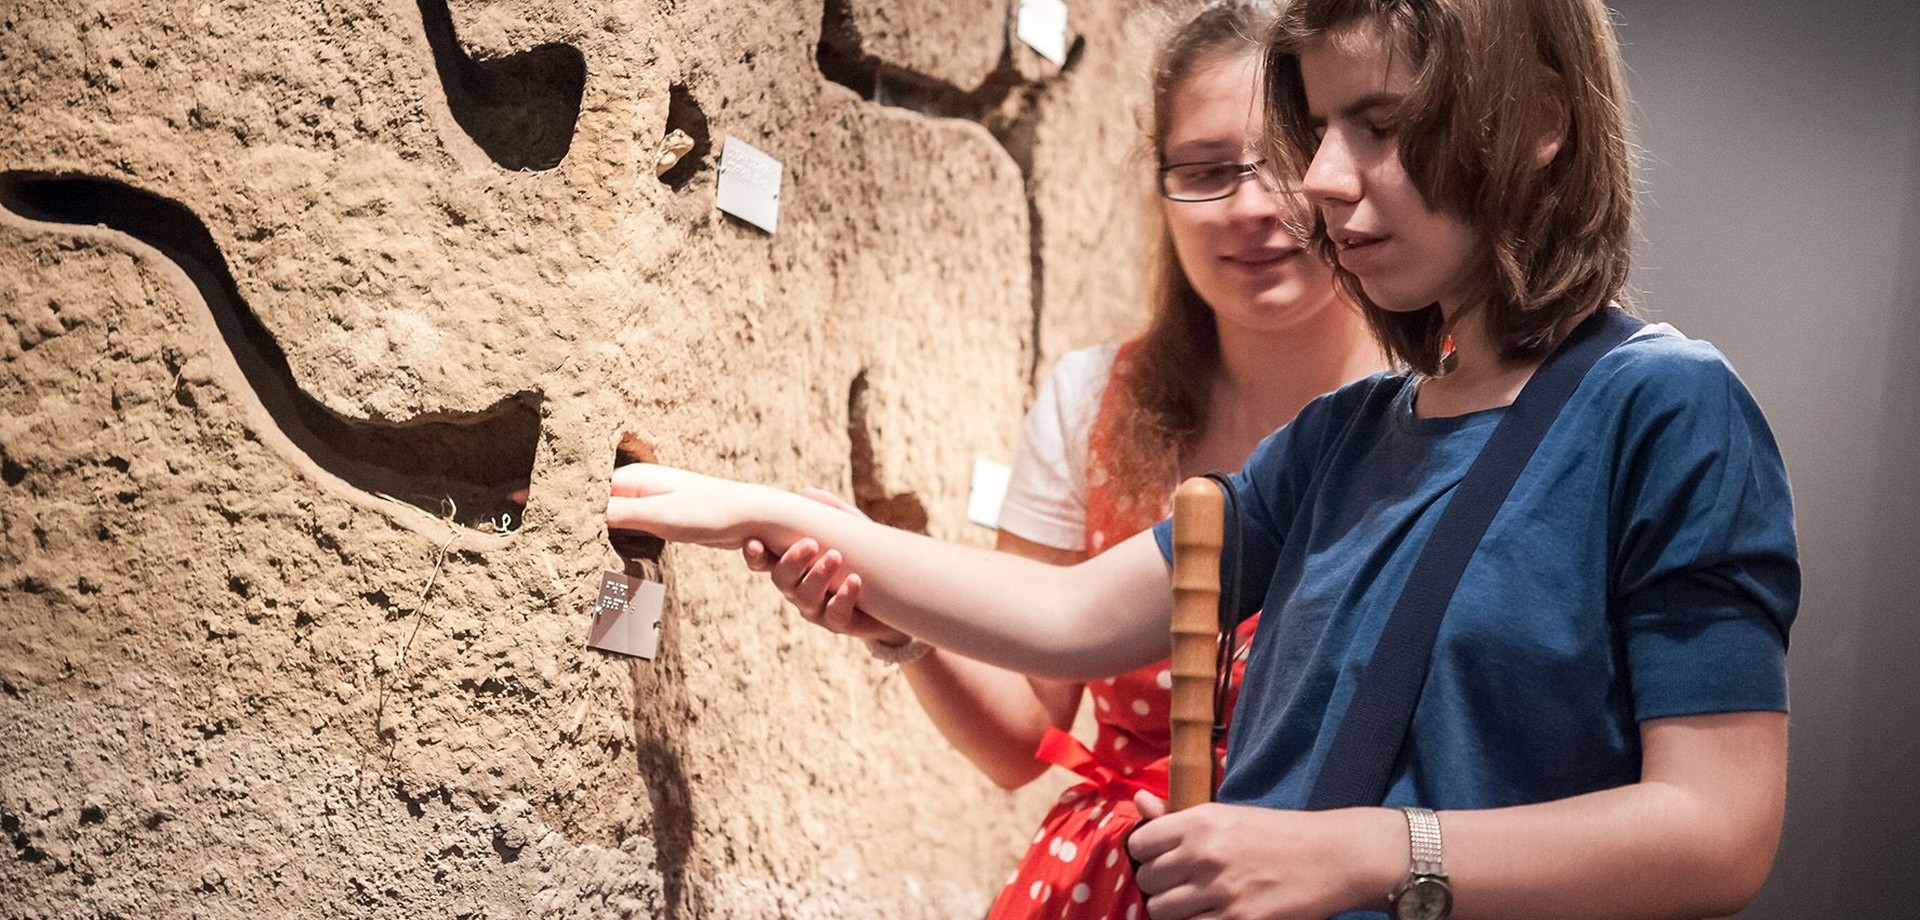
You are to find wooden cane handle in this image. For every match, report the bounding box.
[1169,477,1225,812]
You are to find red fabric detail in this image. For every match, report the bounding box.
[1034,727,1170,803]
[1082,342,1166,553]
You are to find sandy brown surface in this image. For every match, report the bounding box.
[1,0,1180,916]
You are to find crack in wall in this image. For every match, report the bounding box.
[0,172,543,532]
[415,0,586,171]
[816,0,1085,386]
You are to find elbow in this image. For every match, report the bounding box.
[1693,846,1777,918]
[976,727,1055,790]
[1675,815,1782,918]
[983,759,1047,791]
[1636,775,1784,919]
[1690,879,1763,919]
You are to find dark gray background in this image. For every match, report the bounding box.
[1610,2,1919,915]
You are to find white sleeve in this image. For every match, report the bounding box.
[995,345,1118,551]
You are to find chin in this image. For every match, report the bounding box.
[1353,279,1433,314]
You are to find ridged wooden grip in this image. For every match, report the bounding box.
[1169,477,1225,813]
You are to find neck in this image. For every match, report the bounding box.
[1417,299,1601,417]
[1211,296,1385,438]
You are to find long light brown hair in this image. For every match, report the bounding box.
[1262,0,1636,374]
[1109,0,1280,505]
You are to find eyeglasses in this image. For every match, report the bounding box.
[1157,159,1275,202]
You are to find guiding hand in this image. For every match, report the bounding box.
[742,488,907,644]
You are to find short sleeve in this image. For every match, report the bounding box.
[997,346,1118,551]
[1611,343,1799,720]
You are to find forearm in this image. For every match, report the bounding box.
[1328,713,1787,920]
[749,493,1171,678]
[1440,713,1786,919]
[900,651,1075,789]
[1133,713,1786,920]
[606,464,1172,677]
[1440,782,1777,918]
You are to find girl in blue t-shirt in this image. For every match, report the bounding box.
[604,1,1798,918]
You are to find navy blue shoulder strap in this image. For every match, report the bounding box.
[1304,307,1646,810]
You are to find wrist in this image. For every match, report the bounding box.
[871,627,914,648]
[758,487,818,549]
[1388,806,1452,920]
[1343,807,1414,913]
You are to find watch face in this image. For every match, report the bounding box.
[1397,877,1453,920]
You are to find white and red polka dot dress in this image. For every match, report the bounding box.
[985,342,1259,920]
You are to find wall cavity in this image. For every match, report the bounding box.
[846,371,930,534]
[415,0,586,171]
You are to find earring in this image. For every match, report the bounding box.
[1435,334,1458,377]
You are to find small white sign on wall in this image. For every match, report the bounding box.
[715,136,784,234]
[586,571,664,660]
[1017,0,1071,67]
[967,457,1012,530]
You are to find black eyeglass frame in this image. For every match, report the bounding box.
[1156,159,1276,202]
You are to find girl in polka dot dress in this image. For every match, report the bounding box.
[744,4,1383,916]
[970,341,1277,920]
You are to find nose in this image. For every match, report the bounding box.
[1223,169,1283,221]
[1302,131,1361,210]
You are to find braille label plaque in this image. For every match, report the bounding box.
[715,136,784,234]
[587,571,664,660]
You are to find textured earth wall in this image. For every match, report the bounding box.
[0,0,1185,916]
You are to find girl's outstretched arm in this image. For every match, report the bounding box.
[606,463,1174,678]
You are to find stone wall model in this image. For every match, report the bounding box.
[0,0,1188,916]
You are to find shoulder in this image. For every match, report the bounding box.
[1042,343,1121,401]
[1323,370,1410,411]
[1002,346,1124,550]
[1299,371,1409,434]
[1586,325,1756,419]
[1601,324,1737,379]
[1576,326,1789,490]
[1244,371,1407,474]
[1023,343,1121,446]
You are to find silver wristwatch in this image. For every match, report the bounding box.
[1389,806,1453,920]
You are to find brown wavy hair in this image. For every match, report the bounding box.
[1261,0,1636,375]
[1108,0,1280,505]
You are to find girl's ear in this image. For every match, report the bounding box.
[1532,70,1571,170]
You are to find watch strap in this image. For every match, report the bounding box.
[1403,806,1445,875]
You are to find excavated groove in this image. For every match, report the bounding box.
[0,171,541,531]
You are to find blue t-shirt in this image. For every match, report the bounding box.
[1151,332,1797,855]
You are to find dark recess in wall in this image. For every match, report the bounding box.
[416,0,586,171]
[815,1,1086,385]
[658,83,712,190]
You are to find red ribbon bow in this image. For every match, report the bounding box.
[1035,727,1171,802]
